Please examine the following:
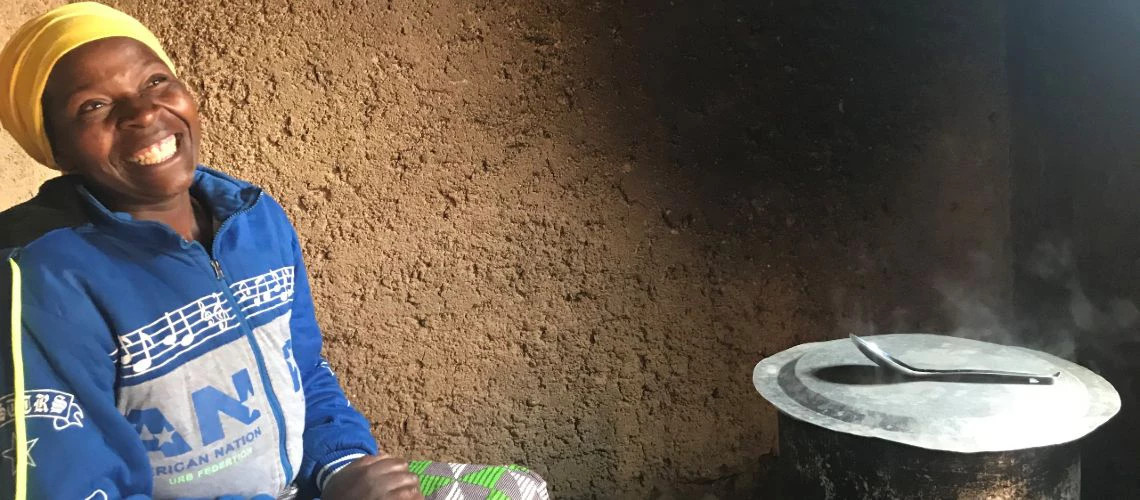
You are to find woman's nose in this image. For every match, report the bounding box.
[117,95,159,129]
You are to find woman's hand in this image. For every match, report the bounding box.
[322,454,425,500]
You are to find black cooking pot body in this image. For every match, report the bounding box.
[775,412,1080,499]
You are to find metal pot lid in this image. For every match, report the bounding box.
[753,333,1121,453]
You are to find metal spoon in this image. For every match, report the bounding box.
[849,333,1061,385]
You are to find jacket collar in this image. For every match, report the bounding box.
[75,165,262,249]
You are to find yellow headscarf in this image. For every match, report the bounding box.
[0,2,177,169]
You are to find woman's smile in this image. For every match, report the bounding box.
[125,133,180,166]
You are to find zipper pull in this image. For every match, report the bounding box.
[211,260,224,280]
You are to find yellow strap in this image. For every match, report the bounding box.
[8,258,26,500]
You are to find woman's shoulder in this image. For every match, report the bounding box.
[194,165,290,219]
[0,176,89,251]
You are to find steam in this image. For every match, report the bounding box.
[834,240,1139,364]
[936,241,1139,363]
[831,287,911,339]
[934,252,1013,339]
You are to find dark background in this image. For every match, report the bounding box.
[1010,1,1140,498]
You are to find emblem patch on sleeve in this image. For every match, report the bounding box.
[0,390,85,431]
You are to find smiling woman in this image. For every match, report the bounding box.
[40,37,207,243]
[0,2,552,499]
[0,2,424,499]
[42,38,201,206]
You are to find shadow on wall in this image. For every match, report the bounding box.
[102,0,1010,498]
[386,1,1011,497]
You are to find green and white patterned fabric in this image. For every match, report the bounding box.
[411,462,550,500]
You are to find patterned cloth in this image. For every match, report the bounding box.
[411,462,551,500]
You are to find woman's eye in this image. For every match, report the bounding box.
[78,101,105,114]
[146,75,169,88]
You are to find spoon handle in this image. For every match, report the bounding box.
[849,333,1060,385]
[906,370,1058,385]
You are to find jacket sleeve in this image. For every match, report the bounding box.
[285,233,379,496]
[0,253,153,500]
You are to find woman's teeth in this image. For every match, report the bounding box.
[129,135,178,165]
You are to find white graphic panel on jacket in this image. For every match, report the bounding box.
[116,335,285,498]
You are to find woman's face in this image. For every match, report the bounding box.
[41,36,201,208]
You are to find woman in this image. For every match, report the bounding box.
[0,2,424,499]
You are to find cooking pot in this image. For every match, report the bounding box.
[753,334,1120,499]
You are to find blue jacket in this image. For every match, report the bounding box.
[0,167,378,499]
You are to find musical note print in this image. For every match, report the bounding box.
[162,310,196,348]
[230,266,295,319]
[113,267,295,380]
[121,331,157,373]
[116,292,238,380]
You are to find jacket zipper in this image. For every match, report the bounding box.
[203,193,295,484]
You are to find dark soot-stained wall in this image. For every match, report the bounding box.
[1009,1,1140,497]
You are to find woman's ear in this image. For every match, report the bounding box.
[40,104,74,173]
[44,134,72,173]
[45,137,78,173]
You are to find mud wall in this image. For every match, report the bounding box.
[0,0,59,208]
[2,1,1010,498]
